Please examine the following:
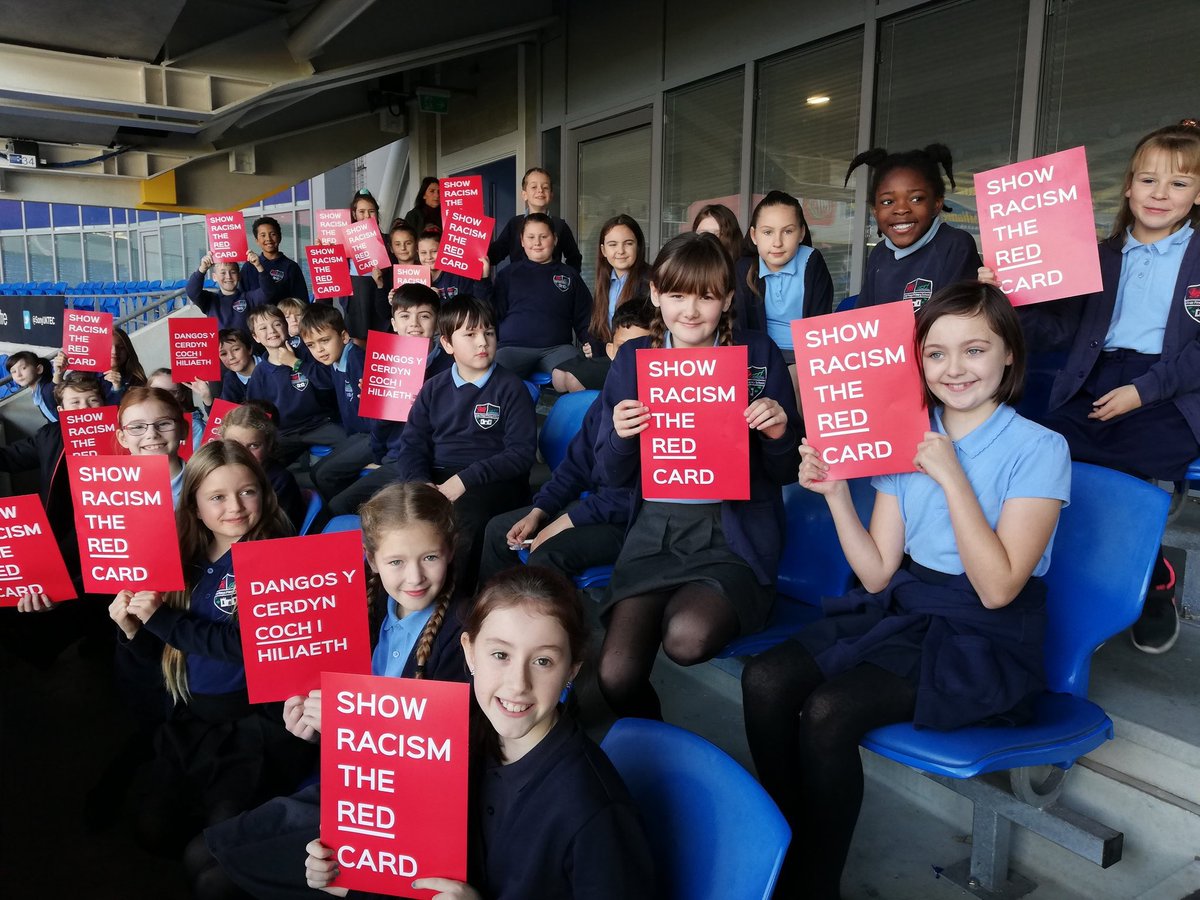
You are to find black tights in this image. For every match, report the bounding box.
[742,641,917,900]
[598,583,740,719]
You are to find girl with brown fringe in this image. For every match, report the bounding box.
[109,440,313,864]
[197,482,470,900]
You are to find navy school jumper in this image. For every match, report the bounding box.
[732,252,836,331]
[857,223,981,309]
[240,253,309,302]
[488,213,584,272]
[493,258,592,350]
[186,270,277,333]
[245,356,334,435]
[532,396,632,526]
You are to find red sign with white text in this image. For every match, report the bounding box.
[359,332,429,423]
[67,455,185,593]
[0,495,77,606]
[307,245,354,299]
[637,346,749,500]
[201,398,240,444]
[316,209,353,250]
[439,175,484,217]
[436,212,493,281]
[392,265,432,290]
[63,309,113,371]
[59,406,125,456]
[170,318,220,382]
[343,221,389,276]
[974,146,1102,306]
[792,303,927,480]
[233,531,372,703]
[321,672,469,897]
[179,413,194,462]
[206,212,249,263]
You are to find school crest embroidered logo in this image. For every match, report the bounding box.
[213,573,237,615]
[553,274,571,292]
[233,296,248,313]
[903,278,934,311]
[291,371,310,392]
[1185,285,1200,324]
[747,365,767,401]
[474,402,501,429]
[440,286,459,300]
[343,378,356,400]
[270,269,285,283]
[288,335,301,349]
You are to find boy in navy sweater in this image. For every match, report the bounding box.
[187,252,277,333]
[191,328,256,413]
[299,303,375,504]
[328,284,451,516]
[478,394,632,585]
[244,306,345,464]
[492,213,592,378]
[239,216,310,302]
[396,294,536,589]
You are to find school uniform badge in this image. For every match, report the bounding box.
[270,269,285,283]
[441,287,459,300]
[1185,285,1200,324]
[903,278,934,311]
[213,573,238,615]
[553,274,571,292]
[747,365,767,400]
[291,371,310,392]
[233,297,248,313]
[474,402,501,429]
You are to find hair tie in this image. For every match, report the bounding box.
[1179,118,1200,130]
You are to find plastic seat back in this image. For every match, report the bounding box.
[299,489,323,536]
[835,293,858,312]
[539,390,599,470]
[322,514,361,534]
[776,478,875,605]
[601,719,790,900]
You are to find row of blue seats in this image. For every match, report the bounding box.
[0,279,189,296]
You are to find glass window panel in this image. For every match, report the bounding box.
[541,128,562,200]
[874,0,1027,247]
[1,236,27,282]
[662,69,744,243]
[1037,0,1200,234]
[28,234,54,281]
[0,200,24,230]
[54,233,84,285]
[137,209,157,223]
[754,31,864,301]
[141,231,161,281]
[297,209,312,292]
[115,232,132,281]
[85,232,115,282]
[294,180,310,203]
[52,204,80,227]
[129,233,140,281]
[183,221,207,272]
[113,209,128,225]
[272,211,296,260]
[265,188,291,206]
[577,125,653,286]
[82,206,111,227]
[161,224,184,281]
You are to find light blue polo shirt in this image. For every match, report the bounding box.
[606,271,629,323]
[759,246,815,348]
[884,215,944,259]
[371,599,436,678]
[872,404,1071,577]
[1105,225,1193,353]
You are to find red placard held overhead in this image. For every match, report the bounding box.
[206,212,249,262]
[0,495,77,606]
[63,309,114,371]
[792,302,928,480]
[436,212,494,281]
[439,175,483,217]
[169,318,220,382]
[68,455,185,593]
[233,531,372,703]
[343,220,389,276]
[60,406,126,456]
[974,146,1103,306]
[307,245,354,300]
[392,265,432,290]
[636,346,749,501]
[321,672,470,897]
[201,398,240,445]
[359,332,430,422]
[316,209,352,248]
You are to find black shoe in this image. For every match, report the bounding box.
[1131,594,1180,654]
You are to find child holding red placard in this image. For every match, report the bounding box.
[195,482,469,899]
[488,166,584,272]
[418,228,492,303]
[116,386,189,504]
[742,283,1069,898]
[596,231,801,720]
[187,251,277,333]
[53,326,147,404]
[304,566,653,900]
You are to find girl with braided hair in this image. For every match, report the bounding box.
[194,482,469,900]
[848,143,982,310]
[594,231,802,719]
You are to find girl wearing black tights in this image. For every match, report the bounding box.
[742,283,1071,898]
[595,232,801,720]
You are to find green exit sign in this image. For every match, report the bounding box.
[417,89,450,115]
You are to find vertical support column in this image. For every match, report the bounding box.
[850,0,879,293]
[970,804,1014,892]
[1016,0,1049,159]
[738,61,756,227]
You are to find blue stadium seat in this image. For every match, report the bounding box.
[538,390,599,470]
[51,281,67,294]
[601,718,790,900]
[529,370,552,387]
[835,293,858,312]
[148,279,163,291]
[308,444,333,460]
[521,380,540,404]
[101,281,118,294]
[322,515,361,534]
[299,489,323,536]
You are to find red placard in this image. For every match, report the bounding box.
[436,212,494,281]
[206,212,249,263]
[170,318,220,382]
[67,455,185,593]
[321,672,469,897]
[317,209,353,249]
[307,245,354,299]
[359,332,430,423]
[232,531,372,703]
[59,406,126,456]
[974,146,1103,306]
[792,302,928,480]
[343,220,389,275]
[636,346,749,500]
[439,175,483,217]
[179,413,194,462]
[392,265,432,290]
[63,309,114,371]
[0,495,77,606]
[201,398,240,444]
